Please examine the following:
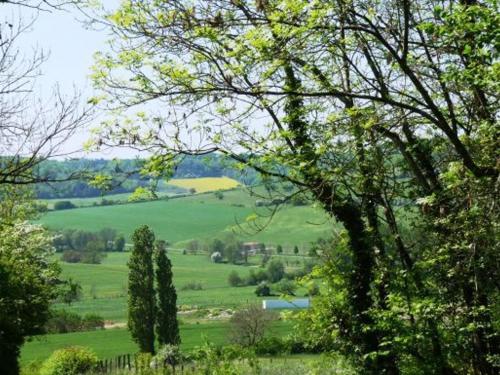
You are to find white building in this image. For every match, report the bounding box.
[262,298,310,310]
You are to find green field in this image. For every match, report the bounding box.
[38,188,334,248]
[21,321,293,364]
[41,177,240,209]
[55,252,276,321]
[36,187,332,321]
[23,186,332,369]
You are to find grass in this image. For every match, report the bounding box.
[53,252,309,321]
[167,177,241,193]
[21,320,293,364]
[25,184,334,368]
[37,187,332,321]
[38,188,335,247]
[56,252,264,321]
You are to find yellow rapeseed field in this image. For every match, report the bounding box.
[167,177,240,193]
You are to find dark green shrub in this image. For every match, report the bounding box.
[53,201,76,210]
[245,270,258,285]
[114,235,126,252]
[44,311,104,333]
[228,271,243,287]
[181,282,203,291]
[61,250,81,263]
[40,347,98,375]
[254,337,288,356]
[81,314,105,331]
[255,282,271,297]
[45,310,82,334]
[267,260,285,283]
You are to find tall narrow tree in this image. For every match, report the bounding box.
[155,240,180,346]
[128,225,156,354]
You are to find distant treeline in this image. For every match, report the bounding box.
[35,154,259,199]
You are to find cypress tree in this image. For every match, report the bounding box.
[128,225,156,354]
[155,240,180,346]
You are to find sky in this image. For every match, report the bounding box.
[7,1,129,158]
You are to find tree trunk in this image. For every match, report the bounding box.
[0,344,20,375]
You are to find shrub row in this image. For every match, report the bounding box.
[44,310,104,334]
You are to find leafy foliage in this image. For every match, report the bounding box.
[83,0,499,373]
[39,347,98,375]
[0,197,60,374]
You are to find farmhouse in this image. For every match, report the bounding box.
[241,241,264,256]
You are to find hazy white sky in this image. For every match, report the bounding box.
[9,2,132,158]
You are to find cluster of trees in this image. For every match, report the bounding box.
[54,228,126,264]
[228,259,317,296]
[34,159,151,199]
[34,154,260,200]
[44,310,104,334]
[128,227,180,354]
[87,0,499,373]
[206,236,249,264]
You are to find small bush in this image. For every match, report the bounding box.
[275,279,297,296]
[81,314,105,331]
[246,269,268,285]
[254,337,288,356]
[228,271,243,287]
[255,282,271,297]
[61,250,82,263]
[53,201,76,210]
[45,310,82,334]
[80,251,105,264]
[40,347,98,375]
[181,282,203,291]
[151,344,182,369]
[45,311,104,333]
[134,353,154,375]
[267,260,285,283]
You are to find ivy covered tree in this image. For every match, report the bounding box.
[84,0,498,373]
[128,225,156,354]
[155,240,180,346]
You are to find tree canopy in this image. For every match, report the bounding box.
[79,0,499,373]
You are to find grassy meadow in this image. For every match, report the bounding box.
[23,182,334,366]
[38,187,335,247]
[55,252,276,321]
[21,320,293,364]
